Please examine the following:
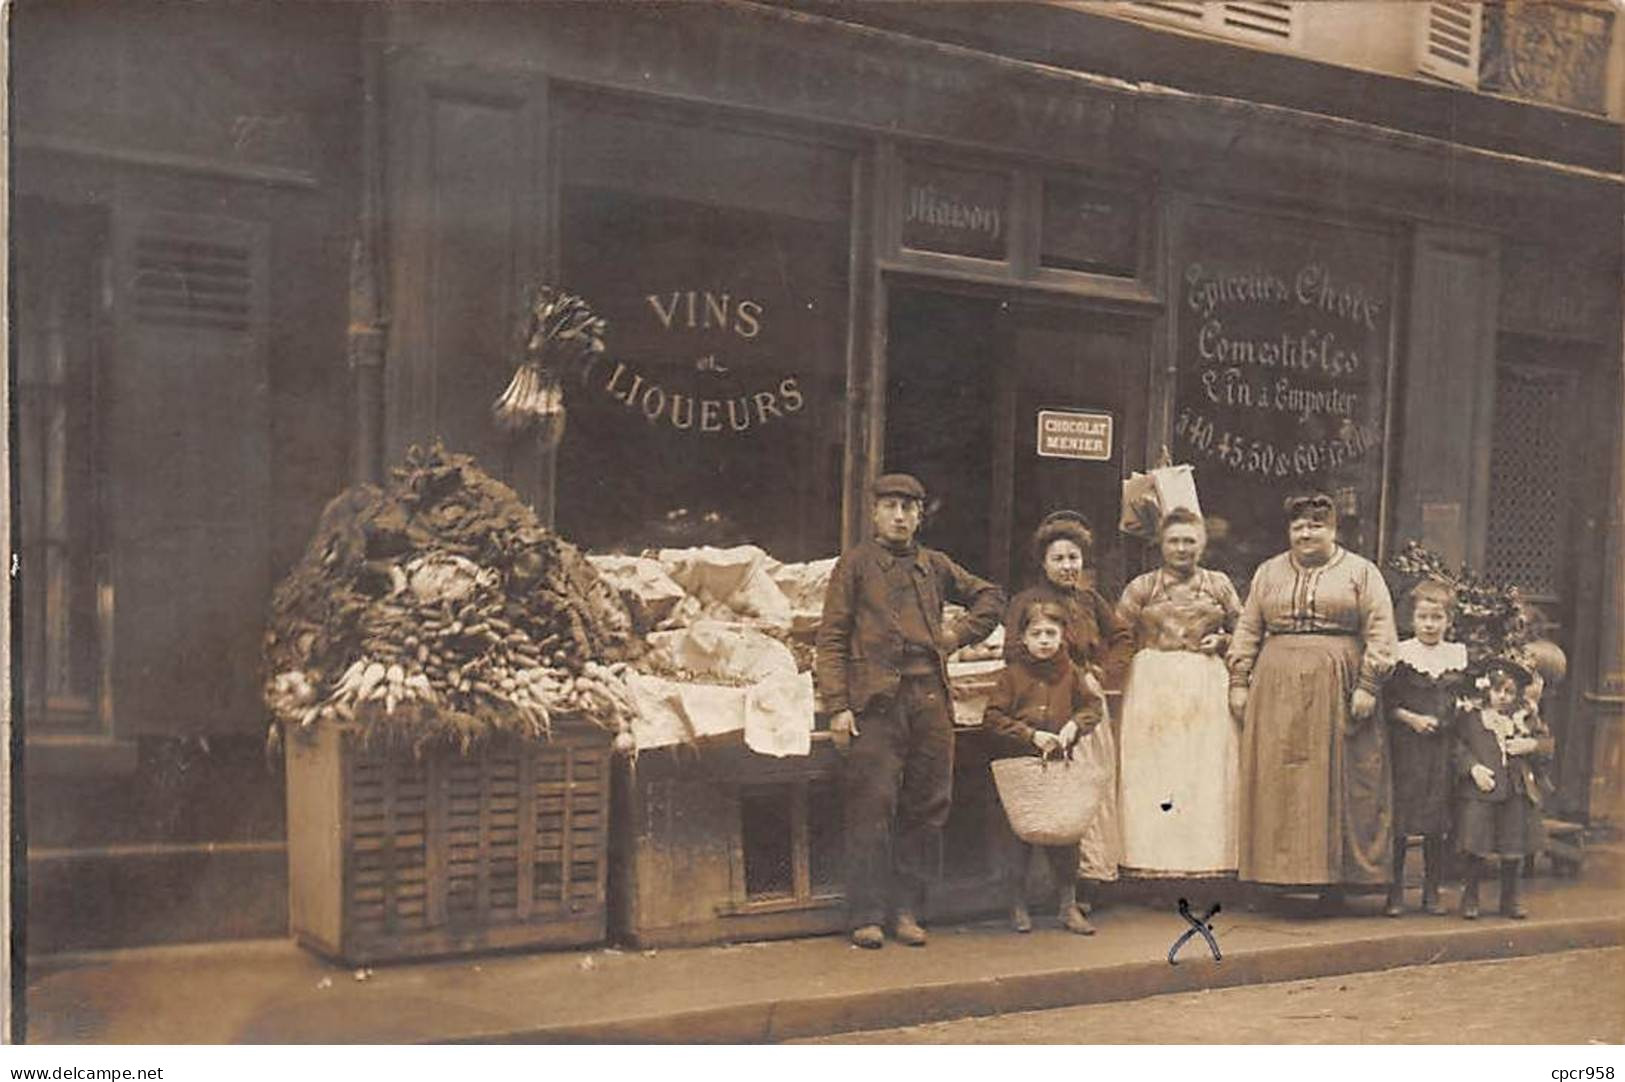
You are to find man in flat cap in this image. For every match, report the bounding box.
[816,473,1004,949]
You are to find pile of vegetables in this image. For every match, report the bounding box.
[265,442,641,751]
[491,286,606,448]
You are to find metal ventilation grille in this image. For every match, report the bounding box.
[131,233,255,332]
[1223,1,1293,40]
[1485,368,1572,597]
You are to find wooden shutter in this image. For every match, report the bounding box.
[1417,1,1482,88]
[1218,2,1295,44]
[110,209,271,735]
[1126,1,1299,47]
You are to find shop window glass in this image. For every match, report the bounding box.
[1171,205,1395,585]
[1040,180,1139,278]
[556,102,850,561]
[900,159,1011,263]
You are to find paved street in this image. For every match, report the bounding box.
[798,947,1625,1044]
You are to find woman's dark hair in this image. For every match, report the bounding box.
[1032,512,1094,570]
[1157,506,1205,537]
[1283,491,1337,526]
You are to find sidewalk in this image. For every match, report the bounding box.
[24,867,1625,1044]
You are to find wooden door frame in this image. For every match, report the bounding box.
[876,271,1154,588]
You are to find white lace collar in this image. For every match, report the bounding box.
[1397,638,1467,678]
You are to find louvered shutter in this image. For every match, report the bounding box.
[1417,1,1482,88]
[110,210,271,735]
[1129,0,1209,23]
[1126,1,1299,46]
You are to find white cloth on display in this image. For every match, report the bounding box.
[744,670,815,757]
[657,545,793,629]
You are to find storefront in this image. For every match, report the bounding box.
[355,4,1621,944]
[15,1,1622,953]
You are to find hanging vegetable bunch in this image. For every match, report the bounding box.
[491,285,607,449]
[265,441,640,753]
[1387,539,1534,664]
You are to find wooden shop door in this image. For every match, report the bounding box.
[883,284,1147,597]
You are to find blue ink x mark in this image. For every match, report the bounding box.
[1167,897,1222,965]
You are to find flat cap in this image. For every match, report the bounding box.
[872,473,926,501]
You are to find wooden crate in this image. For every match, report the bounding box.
[286,722,611,964]
[613,728,1011,947]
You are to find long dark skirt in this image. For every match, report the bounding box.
[1238,634,1392,886]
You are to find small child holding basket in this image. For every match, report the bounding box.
[985,599,1111,936]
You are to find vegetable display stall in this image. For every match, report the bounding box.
[265,444,639,964]
[588,547,1018,947]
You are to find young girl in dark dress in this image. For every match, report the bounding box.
[1384,580,1467,916]
[1454,659,1550,920]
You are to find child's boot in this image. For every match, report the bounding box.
[1384,835,1407,917]
[1421,836,1447,916]
[1460,858,1482,920]
[1500,857,1528,920]
[1058,880,1095,936]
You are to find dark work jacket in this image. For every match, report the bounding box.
[815,538,1004,715]
[983,655,1102,759]
[1453,708,1554,807]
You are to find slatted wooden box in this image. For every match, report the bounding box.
[286,721,611,964]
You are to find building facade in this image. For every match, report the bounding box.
[12,1,1624,952]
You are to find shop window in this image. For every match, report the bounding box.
[555,100,851,562]
[736,780,842,908]
[16,200,111,738]
[1040,180,1140,278]
[900,159,1012,263]
[1169,205,1396,586]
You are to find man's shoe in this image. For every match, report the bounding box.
[850,924,885,949]
[892,911,928,946]
[1010,904,1033,934]
[1060,904,1096,936]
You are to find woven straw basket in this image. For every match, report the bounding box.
[990,754,1105,846]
